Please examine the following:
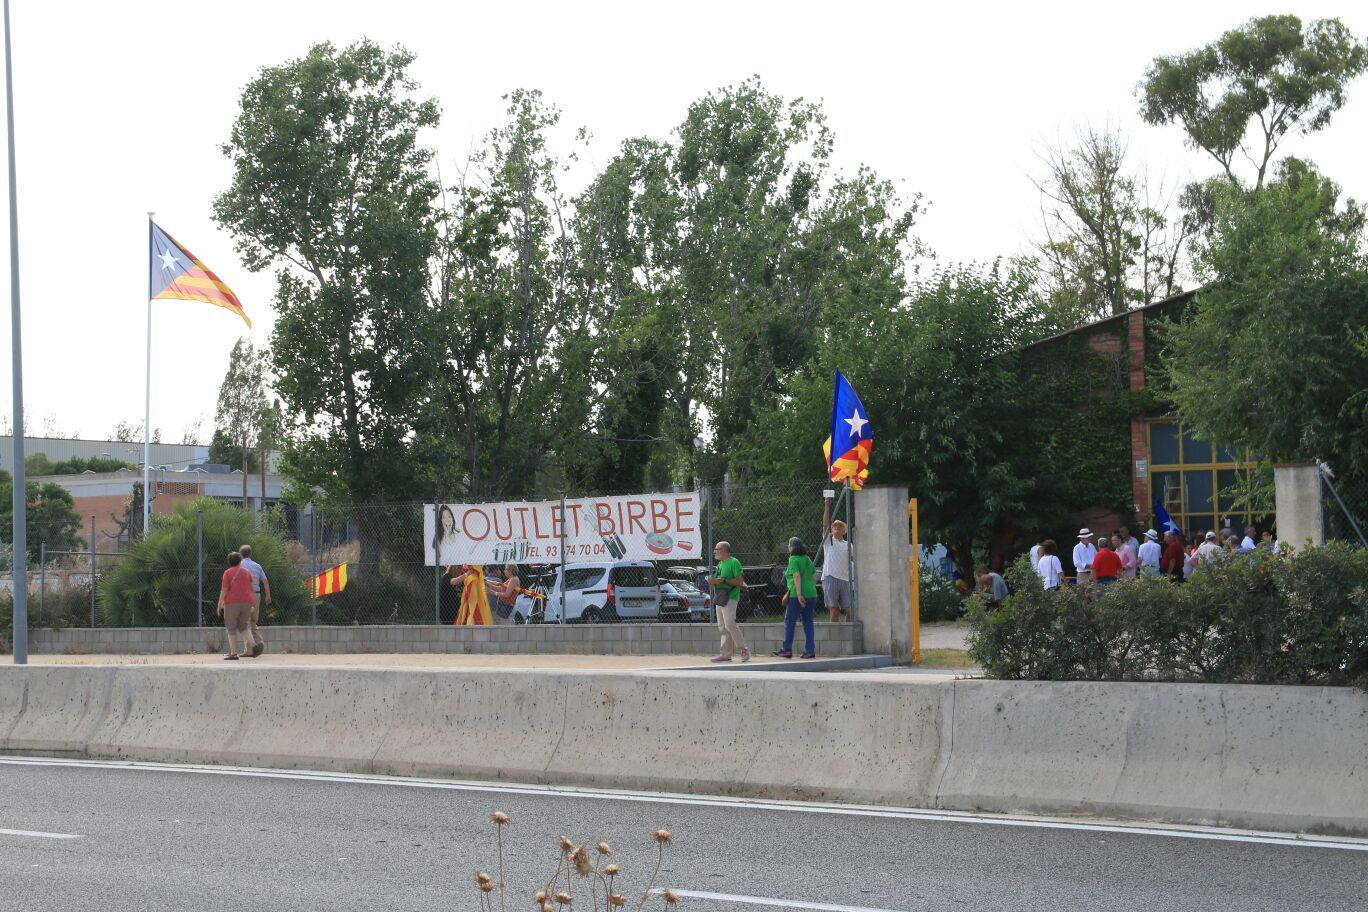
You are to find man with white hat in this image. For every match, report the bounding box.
[1138,529,1162,576]
[1196,530,1222,565]
[1072,528,1097,584]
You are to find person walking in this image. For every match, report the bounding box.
[217,552,256,660]
[1091,537,1121,585]
[709,542,750,663]
[236,544,269,658]
[774,537,818,659]
[820,492,853,622]
[1035,539,1064,589]
[487,564,521,624]
[1073,529,1097,584]
[1138,529,1162,577]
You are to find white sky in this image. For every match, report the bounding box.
[0,0,1363,445]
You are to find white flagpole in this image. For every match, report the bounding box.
[5,0,29,663]
[143,212,153,536]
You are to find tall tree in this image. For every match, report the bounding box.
[1162,159,1368,481]
[1140,15,1367,190]
[215,39,441,523]
[214,337,266,506]
[1035,125,1187,325]
[0,469,83,561]
[417,89,591,499]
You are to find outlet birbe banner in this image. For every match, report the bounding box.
[424,492,703,566]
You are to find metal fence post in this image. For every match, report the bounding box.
[846,479,857,623]
[89,514,96,628]
[558,493,568,628]
[703,484,714,624]
[37,540,44,622]
[196,509,204,628]
[310,508,319,626]
[433,510,441,624]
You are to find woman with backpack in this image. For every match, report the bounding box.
[773,537,819,659]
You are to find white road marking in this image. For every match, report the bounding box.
[2,756,1366,853]
[660,889,903,912]
[0,827,82,840]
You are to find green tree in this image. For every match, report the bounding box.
[215,39,440,524]
[1035,125,1187,324]
[214,337,267,506]
[98,498,307,626]
[416,89,592,499]
[23,453,56,476]
[208,427,259,475]
[0,469,83,560]
[1140,15,1367,190]
[1162,159,1368,480]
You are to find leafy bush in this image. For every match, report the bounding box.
[98,499,307,626]
[920,568,965,622]
[967,542,1368,688]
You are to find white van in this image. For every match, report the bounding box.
[514,560,662,623]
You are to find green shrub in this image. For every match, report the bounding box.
[98,499,307,626]
[966,543,1368,688]
[920,568,965,622]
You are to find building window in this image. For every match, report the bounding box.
[1146,420,1257,538]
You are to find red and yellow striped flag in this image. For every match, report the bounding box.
[310,562,348,597]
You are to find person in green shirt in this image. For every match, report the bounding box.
[708,541,751,662]
[774,536,818,659]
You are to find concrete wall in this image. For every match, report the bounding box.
[26,622,863,657]
[1275,463,1324,549]
[854,486,912,661]
[2,665,1362,835]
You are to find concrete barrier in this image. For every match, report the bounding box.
[25,622,863,657]
[1,666,1364,834]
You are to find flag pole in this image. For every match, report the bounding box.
[5,0,28,664]
[143,212,154,537]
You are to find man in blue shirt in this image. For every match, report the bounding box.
[237,544,270,657]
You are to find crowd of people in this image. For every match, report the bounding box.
[980,523,1279,598]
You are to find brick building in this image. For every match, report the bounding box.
[1022,289,1266,544]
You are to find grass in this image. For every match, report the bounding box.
[915,647,976,668]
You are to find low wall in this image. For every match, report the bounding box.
[1,665,1363,834]
[25,622,862,657]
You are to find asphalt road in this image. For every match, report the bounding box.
[1,759,1365,912]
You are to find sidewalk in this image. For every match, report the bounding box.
[20,652,793,670]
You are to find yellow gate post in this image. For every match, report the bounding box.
[908,497,921,663]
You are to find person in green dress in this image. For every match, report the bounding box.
[774,536,818,659]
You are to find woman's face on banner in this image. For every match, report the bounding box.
[440,507,457,536]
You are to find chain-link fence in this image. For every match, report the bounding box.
[2,480,860,629]
[281,480,852,626]
[1323,467,1368,546]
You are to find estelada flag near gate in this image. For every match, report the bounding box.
[455,566,493,625]
[310,562,348,597]
[824,370,872,491]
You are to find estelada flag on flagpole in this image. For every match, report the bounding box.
[310,563,348,597]
[149,221,250,327]
[824,370,872,491]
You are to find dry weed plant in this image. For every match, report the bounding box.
[473,812,679,911]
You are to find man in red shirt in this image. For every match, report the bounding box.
[1091,537,1122,584]
[1161,531,1185,579]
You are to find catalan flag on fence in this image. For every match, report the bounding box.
[149,221,250,327]
[824,370,872,491]
[310,562,348,597]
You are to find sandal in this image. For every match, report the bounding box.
[224,654,239,660]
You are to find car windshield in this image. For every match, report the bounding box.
[610,565,657,587]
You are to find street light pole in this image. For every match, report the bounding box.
[4,0,28,664]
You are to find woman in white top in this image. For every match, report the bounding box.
[1035,539,1064,590]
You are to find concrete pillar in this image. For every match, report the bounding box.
[854,484,912,661]
[1274,463,1323,549]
